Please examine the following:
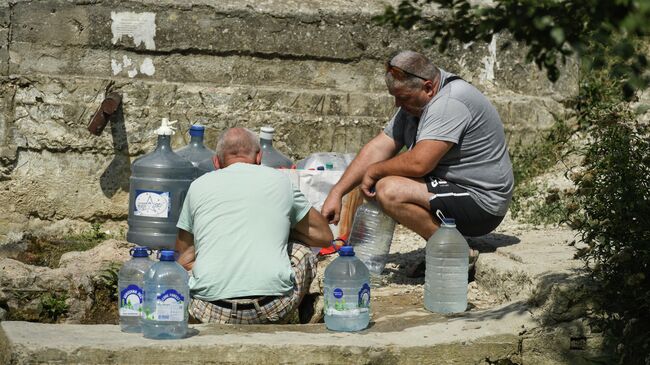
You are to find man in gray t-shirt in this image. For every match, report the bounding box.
[322,50,514,239]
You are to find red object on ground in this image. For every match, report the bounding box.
[318,236,348,256]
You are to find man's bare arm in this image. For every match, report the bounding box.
[321,132,400,223]
[175,228,196,271]
[361,139,453,197]
[290,207,334,247]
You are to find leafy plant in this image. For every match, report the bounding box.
[95,262,121,302]
[40,292,69,322]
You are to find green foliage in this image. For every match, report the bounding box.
[95,262,121,302]
[65,222,108,244]
[508,119,573,224]
[374,0,650,99]
[40,292,68,322]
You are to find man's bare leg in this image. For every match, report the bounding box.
[374,176,439,240]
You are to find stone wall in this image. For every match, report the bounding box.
[0,0,577,241]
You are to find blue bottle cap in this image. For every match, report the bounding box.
[339,246,355,256]
[189,125,205,136]
[317,166,325,171]
[159,250,176,261]
[442,218,456,226]
[131,246,150,257]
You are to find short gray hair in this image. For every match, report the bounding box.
[385,50,440,90]
[215,127,260,163]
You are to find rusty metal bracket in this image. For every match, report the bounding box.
[87,92,122,136]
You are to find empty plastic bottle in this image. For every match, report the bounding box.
[142,250,190,339]
[323,246,371,332]
[424,218,469,314]
[259,126,293,168]
[127,118,195,249]
[118,246,154,333]
[175,124,215,177]
[348,200,396,283]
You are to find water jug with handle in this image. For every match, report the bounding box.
[142,250,190,339]
[323,246,371,332]
[259,126,294,168]
[348,200,396,285]
[424,217,469,314]
[118,246,154,333]
[126,118,195,249]
[175,124,215,177]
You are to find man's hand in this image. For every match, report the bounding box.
[360,165,381,199]
[321,190,343,224]
[175,229,195,271]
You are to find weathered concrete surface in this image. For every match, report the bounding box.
[0,221,608,364]
[0,0,579,241]
[0,313,527,364]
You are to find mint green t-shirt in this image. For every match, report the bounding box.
[176,163,311,301]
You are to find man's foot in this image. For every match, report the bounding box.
[405,249,480,278]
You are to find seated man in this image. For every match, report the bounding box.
[322,50,513,267]
[175,127,333,324]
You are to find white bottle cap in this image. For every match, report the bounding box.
[154,117,177,136]
[260,126,275,140]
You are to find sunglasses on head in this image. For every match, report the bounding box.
[385,61,429,82]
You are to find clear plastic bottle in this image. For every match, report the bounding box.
[175,124,215,177]
[127,118,196,249]
[323,246,371,332]
[118,246,154,332]
[348,200,396,282]
[424,218,469,313]
[142,250,190,339]
[259,126,293,168]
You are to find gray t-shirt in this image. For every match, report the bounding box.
[384,69,514,216]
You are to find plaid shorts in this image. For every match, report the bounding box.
[189,241,317,324]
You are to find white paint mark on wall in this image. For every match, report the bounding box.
[140,57,155,76]
[111,54,155,78]
[111,11,156,50]
[480,35,498,83]
[111,59,122,75]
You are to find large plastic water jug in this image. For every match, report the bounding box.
[118,246,154,333]
[348,200,396,283]
[323,246,371,332]
[126,118,195,249]
[175,124,215,177]
[424,218,469,313]
[142,250,190,339]
[259,126,293,168]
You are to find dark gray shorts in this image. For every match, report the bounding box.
[426,176,504,237]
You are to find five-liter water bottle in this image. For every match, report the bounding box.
[142,250,190,339]
[118,247,154,332]
[175,124,215,177]
[259,126,294,168]
[323,246,371,332]
[424,218,470,313]
[348,200,396,284]
[127,118,196,249]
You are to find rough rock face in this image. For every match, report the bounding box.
[0,0,578,240]
[0,239,132,323]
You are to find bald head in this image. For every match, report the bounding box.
[385,50,440,90]
[215,127,261,167]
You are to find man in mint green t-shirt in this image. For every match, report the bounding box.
[175,127,332,324]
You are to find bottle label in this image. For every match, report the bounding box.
[134,190,170,218]
[358,283,371,308]
[119,284,144,317]
[145,289,185,322]
[324,284,370,316]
